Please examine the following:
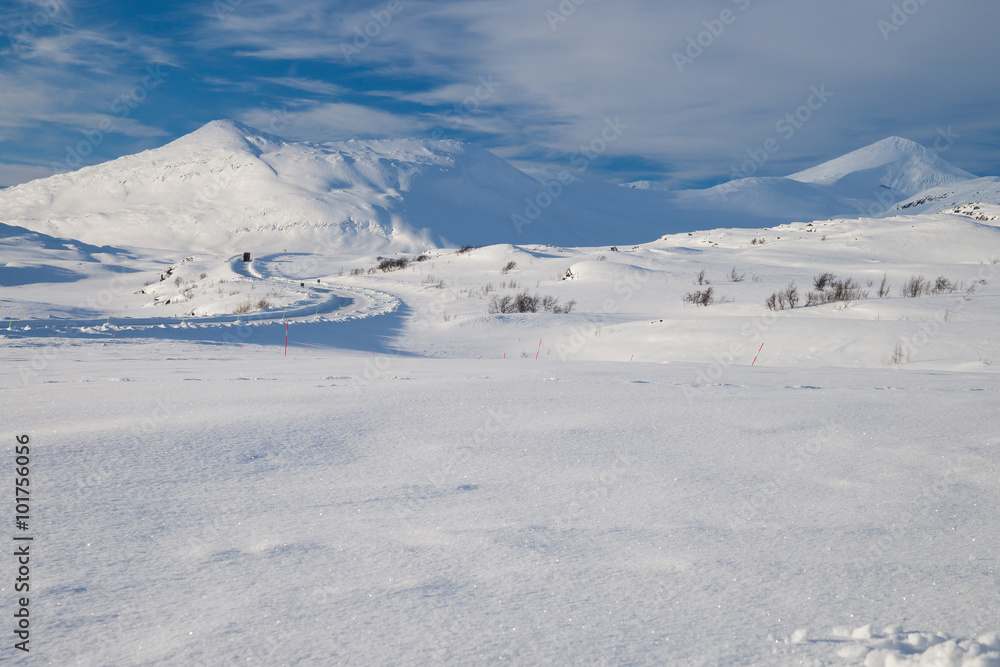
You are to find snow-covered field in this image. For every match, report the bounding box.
[4,341,999,665]
[2,124,999,664]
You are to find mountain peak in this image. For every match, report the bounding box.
[787,136,975,197]
[165,119,285,155]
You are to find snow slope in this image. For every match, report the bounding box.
[630,136,978,223]
[2,211,998,664]
[788,136,975,199]
[1,124,983,256]
[889,176,1000,217]
[0,120,680,253]
[2,128,999,665]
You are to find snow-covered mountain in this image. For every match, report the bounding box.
[0,123,984,255]
[0,120,675,253]
[787,136,975,198]
[631,136,978,222]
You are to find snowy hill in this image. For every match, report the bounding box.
[0,120,677,253]
[628,136,978,222]
[787,136,975,199]
[888,176,1000,218]
[3,137,999,664]
[1,123,985,256]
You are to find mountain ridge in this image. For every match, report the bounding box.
[0,122,986,253]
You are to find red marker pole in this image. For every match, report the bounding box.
[751,342,765,366]
[535,338,542,360]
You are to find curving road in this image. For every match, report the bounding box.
[3,253,399,335]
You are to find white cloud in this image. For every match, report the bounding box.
[258,77,348,97]
[204,0,1000,184]
[239,101,427,141]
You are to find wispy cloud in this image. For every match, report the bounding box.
[200,0,1000,185]
[239,101,427,141]
[258,77,348,98]
[3,0,999,188]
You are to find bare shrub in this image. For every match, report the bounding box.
[877,273,890,298]
[456,245,480,254]
[514,291,539,312]
[377,257,410,272]
[807,277,867,306]
[695,269,708,285]
[784,282,799,308]
[813,272,836,291]
[727,266,746,283]
[256,298,272,310]
[684,287,714,306]
[488,291,573,314]
[765,282,799,310]
[932,276,955,294]
[902,275,929,298]
[200,272,207,279]
[888,342,909,366]
[234,299,254,314]
[488,295,513,314]
[501,261,517,274]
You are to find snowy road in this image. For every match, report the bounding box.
[0,253,400,338]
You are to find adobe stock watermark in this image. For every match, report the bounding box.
[673,0,752,74]
[730,85,834,180]
[213,0,243,19]
[429,74,502,139]
[683,308,778,405]
[853,455,964,569]
[855,126,959,217]
[545,0,587,32]
[511,116,628,234]
[340,1,404,63]
[392,407,511,519]
[878,0,932,42]
[554,268,649,360]
[51,64,169,173]
[191,106,290,211]
[889,258,998,365]
[726,419,838,529]
[5,0,66,56]
[553,450,637,532]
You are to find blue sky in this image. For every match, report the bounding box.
[1,0,999,189]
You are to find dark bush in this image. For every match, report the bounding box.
[765,282,799,310]
[813,272,836,291]
[488,291,574,314]
[807,276,867,305]
[377,257,410,272]
[684,287,714,306]
[901,275,928,298]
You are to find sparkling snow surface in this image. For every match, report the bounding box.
[2,126,999,665]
